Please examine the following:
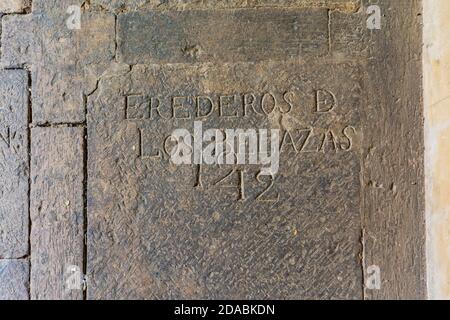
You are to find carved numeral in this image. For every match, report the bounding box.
[256,172,279,202]
[214,169,246,201]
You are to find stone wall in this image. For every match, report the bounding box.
[0,0,434,300]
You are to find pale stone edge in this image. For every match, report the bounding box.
[0,0,30,14]
[424,0,450,300]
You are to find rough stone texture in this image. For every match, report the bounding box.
[30,127,84,300]
[0,0,30,14]
[0,259,29,300]
[330,10,369,59]
[87,0,426,299]
[90,0,360,12]
[0,14,34,67]
[361,0,426,299]
[87,61,364,299]
[0,70,29,259]
[118,9,329,64]
[0,0,427,300]
[1,0,115,124]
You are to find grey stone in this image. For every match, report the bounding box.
[117,9,329,64]
[0,0,427,300]
[30,127,84,300]
[360,0,426,300]
[87,61,363,299]
[90,0,360,12]
[0,259,29,300]
[0,14,34,68]
[0,0,30,14]
[0,70,29,259]
[1,0,115,124]
[330,10,370,58]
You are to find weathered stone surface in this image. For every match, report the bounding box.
[361,0,426,300]
[0,0,427,300]
[0,14,34,68]
[32,11,115,124]
[0,259,29,300]
[330,10,369,58]
[0,0,30,13]
[118,9,328,64]
[90,0,360,12]
[30,127,84,300]
[0,70,29,259]
[87,61,363,299]
[1,0,115,124]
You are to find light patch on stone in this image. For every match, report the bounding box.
[424,0,450,300]
[0,0,30,13]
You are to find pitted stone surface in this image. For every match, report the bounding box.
[0,0,426,300]
[90,0,360,12]
[0,70,29,259]
[117,9,329,64]
[87,61,364,299]
[1,0,115,124]
[0,0,30,14]
[0,259,29,300]
[30,127,84,300]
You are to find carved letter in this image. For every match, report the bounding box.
[172,96,192,119]
[280,130,298,153]
[126,95,150,120]
[243,93,262,116]
[196,96,214,118]
[150,97,170,120]
[280,91,295,114]
[315,89,336,113]
[340,126,357,151]
[219,95,238,118]
[138,128,162,159]
[261,93,276,115]
[319,130,338,153]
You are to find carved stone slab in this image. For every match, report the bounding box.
[0,0,426,300]
[87,61,363,299]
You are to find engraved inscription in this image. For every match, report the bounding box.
[87,62,364,299]
[114,84,360,204]
[125,90,359,169]
[126,91,299,121]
